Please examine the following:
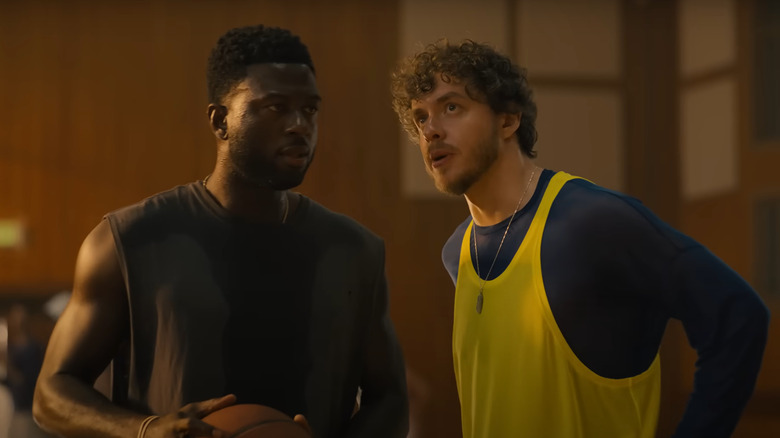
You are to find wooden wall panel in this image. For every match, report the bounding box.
[675,0,779,436]
[0,0,463,435]
[623,1,685,436]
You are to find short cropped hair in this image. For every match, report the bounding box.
[207,25,314,104]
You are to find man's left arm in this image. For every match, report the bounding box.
[344,243,409,438]
[671,245,770,437]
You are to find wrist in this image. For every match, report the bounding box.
[137,415,160,438]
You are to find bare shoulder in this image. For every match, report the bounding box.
[38,219,128,382]
[72,218,126,304]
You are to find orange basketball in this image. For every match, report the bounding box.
[202,404,311,438]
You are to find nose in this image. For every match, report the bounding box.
[285,109,313,136]
[421,115,444,143]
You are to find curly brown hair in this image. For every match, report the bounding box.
[391,40,537,158]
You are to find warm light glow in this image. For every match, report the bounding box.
[0,219,25,248]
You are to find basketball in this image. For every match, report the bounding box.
[202,404,311,438]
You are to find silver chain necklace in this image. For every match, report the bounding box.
[473,167,537,314]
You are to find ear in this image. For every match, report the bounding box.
[207,104,228,140]
[499,112,521,141]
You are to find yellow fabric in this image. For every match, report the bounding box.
[452,171,661,438]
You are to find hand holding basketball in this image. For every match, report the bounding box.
[143,394,236,438]
[202,404,312,438]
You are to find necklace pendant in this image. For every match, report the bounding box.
[476,290,484,314]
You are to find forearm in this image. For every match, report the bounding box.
[34,373,146,438]
[671,247,771,437]
[672,308,769,437]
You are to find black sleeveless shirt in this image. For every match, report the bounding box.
[105,182,407,437]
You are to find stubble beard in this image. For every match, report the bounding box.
[429,127,500,196]
[228,137,312,191]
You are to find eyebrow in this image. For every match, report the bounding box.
[246,92,322,105]
[434,91,468,103]
[261,92,322,101]
[412,91,469,110]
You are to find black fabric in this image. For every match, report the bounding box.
[443,169,770,437]
[106,182,407,438]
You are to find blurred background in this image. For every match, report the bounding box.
[0,0,778,436]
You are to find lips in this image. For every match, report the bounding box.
[277,143,311,168]
[428,146,455,169]
[278,143,310,158]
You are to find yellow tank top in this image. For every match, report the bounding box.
[452,171,661,438]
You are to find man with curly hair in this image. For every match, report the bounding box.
[391,40,769,438]
[32,25,409,438]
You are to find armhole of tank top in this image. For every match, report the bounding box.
[102,214,134,404]
[455,221,476,290]
[531,175,662,386]
[104,215,130,291]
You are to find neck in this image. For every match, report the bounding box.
[464,147,538,226]
[204,166,289,223]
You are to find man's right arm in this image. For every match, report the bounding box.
[33,218,148,437]
[33,219,234,438]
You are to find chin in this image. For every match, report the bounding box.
[268,170,307,190]
[269,179,304,191]
[432,169,477,196]
[433,178,466,196]
[233,164,307,190]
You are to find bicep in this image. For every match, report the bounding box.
[544,194,680,305]
[40,219,129,385]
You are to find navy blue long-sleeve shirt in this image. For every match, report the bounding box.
[443,169,769,437]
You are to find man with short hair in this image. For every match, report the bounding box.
[33,25,409,438]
